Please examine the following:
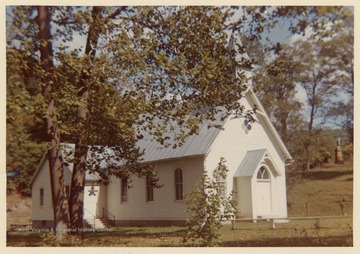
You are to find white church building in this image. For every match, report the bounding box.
[30,32,293,228]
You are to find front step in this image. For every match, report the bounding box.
[84,218,114,229]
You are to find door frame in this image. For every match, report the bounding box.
[254,165,273,218]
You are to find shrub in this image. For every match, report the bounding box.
[183,158,237,246]
[342,143,353,162]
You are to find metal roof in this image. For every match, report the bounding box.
[136,116,226,163]
[56,114,226,172]
[234,149,267,177]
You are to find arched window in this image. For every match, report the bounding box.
[257,166,270,180]
[175,168,183,200]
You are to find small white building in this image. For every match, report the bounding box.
[30,32,292,227]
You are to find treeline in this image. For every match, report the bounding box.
[248,25,353,170]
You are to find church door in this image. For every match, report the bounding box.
[83,185,100,219]
[256,166,272,217]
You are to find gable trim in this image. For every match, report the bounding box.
[246,87,292,160]
[29,152,48,186]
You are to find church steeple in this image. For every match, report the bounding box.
[228,30,253,86]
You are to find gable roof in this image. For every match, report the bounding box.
[136,115,227,162]
[29,144,100,186]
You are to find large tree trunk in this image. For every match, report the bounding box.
[36,6,70,240]
[69,6,103,231]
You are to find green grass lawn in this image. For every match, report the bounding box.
[7,218,353,247]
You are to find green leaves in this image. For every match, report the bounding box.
[184,158,236,247]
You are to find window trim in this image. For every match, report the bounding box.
[121,177,128,203]
[146,173,154,202]
[241,118,252,135]
[39,188,44,207]
[257,166,271,181]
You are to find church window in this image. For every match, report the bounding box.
[121,177,128,203]
[175,168,183,200]
[242,119,252,135]
[146,173,154,202]
[40,188,44,207]
[257,166,270,180]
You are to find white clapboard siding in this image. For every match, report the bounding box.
[105,156,204,220]
[205,95,288,219]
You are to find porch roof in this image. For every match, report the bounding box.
[234,149,267,177]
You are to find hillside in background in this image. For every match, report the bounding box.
[287,162,353,217]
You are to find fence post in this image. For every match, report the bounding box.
[340,197,347,216]
[304,202,309,217]
[270,219,276,229]
[231,220,235,230]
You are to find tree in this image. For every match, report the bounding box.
[6,49,48,195]
[321,24,354,143]
[293,38,338,131]
[253,45,304,144]
[239,6,353,170]
[184,158,236,247]
[7,6,247,239]
[36,6,70,239]
[237,6,353,45]
[68,6,103,231]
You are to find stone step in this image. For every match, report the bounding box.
[85,218,105,229]
[84,218,114,229]
[99,217,115,228]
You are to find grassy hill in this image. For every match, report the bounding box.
[287,162,353,217]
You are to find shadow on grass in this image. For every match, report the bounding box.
[221,235,353,247]
[7,232,43,247]
[84,227,187,240]
[302,170,353,180]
